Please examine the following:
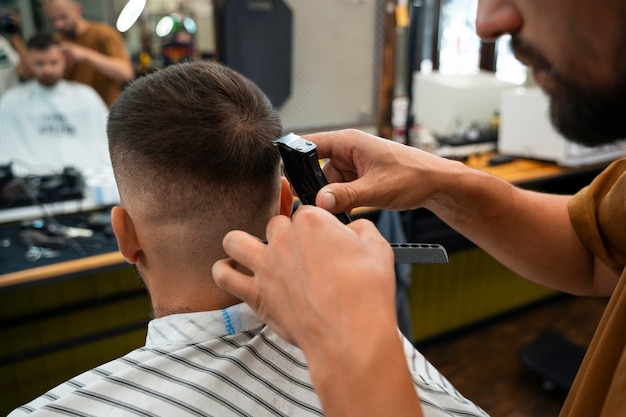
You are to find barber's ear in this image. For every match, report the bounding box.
[279,177,294,216]
[111,206,141,264]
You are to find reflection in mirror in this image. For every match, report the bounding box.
[114,0,215,74]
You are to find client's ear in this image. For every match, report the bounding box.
[279,177,294,216]
[111,206,142,264]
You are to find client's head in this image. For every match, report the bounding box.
[107,61,290,316]
[27,33,65,87]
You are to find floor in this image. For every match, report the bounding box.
[416,294,609,417]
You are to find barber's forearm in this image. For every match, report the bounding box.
[9,34,32,80]
[424,167,602,294]
[83,49,134,83]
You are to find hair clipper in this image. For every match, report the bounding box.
[273,133,351,224]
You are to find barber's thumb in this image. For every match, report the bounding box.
[317,183,359,213]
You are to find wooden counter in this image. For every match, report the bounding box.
[465,152,608,185]
[0,251,125,289]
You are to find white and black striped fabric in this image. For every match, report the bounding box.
[0,79,111,176]
[9,303,489,416]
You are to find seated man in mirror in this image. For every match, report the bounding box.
[0,33,111,178]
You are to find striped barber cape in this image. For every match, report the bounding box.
[9,303,488,417]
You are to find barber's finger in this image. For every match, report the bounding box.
[264,213,296,246]
[321,159,358,185]
[347,217,381,237]
[348,218,394,256]
[288,205,345,233]
[316,177,375,214]
[303,129,375,159]
[212,258,257,304]
[220,230,266,271]
[301,131,343,158]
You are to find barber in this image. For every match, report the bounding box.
[39,0,134,107]
[212,0,626,415]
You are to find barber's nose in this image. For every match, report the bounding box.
[475,0,523,41]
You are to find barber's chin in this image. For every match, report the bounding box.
[531,66,557,92]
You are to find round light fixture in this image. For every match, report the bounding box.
[183,17,197,34]
[116,0,146,32]
[155,15,175,37]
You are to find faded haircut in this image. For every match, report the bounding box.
[107,61,283,232]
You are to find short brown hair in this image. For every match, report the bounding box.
[107,61,283,238]
[26,33,59,51]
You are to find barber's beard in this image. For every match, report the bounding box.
[511,36,626,147]
[549,70,626,146]
[60,22,78,38]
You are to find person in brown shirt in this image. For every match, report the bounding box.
[211,0,626,415]
[40,0,134,107]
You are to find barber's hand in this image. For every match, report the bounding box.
[60,42,90,65]
[305,129,460,215]
[6,9,21,34]
[212,205,397,351]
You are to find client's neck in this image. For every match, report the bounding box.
[147,271,242,318]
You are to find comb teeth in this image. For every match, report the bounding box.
[390,243,449,264]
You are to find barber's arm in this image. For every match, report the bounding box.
[61,42,134,83]
[4,11,31,80]
[10,33,30,80]
[307,129,619,296]
[212,207,424,417]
